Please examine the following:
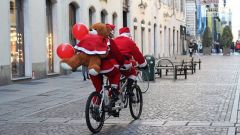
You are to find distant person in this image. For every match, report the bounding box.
[82,65,89,81]
[188,39,195,57]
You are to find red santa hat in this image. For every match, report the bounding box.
[106,24,115,30]
[119,27,130,34]
[119,27,132,38]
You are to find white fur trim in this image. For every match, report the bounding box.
[114,64,120,68]
[124,63,132,70]
[89,69,99,76]
[100,67,114,74]
[107,39,110,46]
[89,29,97,35]
[119,33,131,38]
[74,46,107,55]
[129,75,137,80]
[139,60,147,67]
[61,63,72,70]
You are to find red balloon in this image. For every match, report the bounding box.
[72,23,89,40]
[57,43,75,59]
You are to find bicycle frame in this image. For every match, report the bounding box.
[97,76,129,115]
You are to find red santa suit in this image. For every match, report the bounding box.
[74,32,125,93]
[114,27,147,80]
[90,39,125,92]
[76,26,125,93]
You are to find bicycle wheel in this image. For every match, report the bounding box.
[129,85,143,119]
[85,92,105,133]
[137,70,150,93]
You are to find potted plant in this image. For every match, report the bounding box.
[220,26,233,55]
[202,27,212,55]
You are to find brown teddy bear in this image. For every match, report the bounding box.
[60,23,112,76]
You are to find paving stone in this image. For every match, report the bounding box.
[43,118,72,123]
[227,127,236,135]
[8,117,47,123]
[164,121,188,126]
[211,122,234,127]
[188,122,211,126]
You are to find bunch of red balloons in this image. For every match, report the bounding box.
[57,23,89,59]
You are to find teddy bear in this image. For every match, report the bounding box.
[60,23,113,76]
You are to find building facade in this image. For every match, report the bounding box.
[186,0,197,39]
[0,0,186,85]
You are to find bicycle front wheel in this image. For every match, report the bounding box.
[85,92,105,133]
[129,85,143,119]
[137,70,150,93]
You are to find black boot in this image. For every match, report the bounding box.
[127,78,134,97]
[111,87,119,102]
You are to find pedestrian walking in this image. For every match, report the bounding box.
[82,65,89,81]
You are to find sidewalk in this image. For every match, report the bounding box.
[0,72,93,104]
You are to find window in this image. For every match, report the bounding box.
[134,26,138,42]
[10,0,25,78]
[173,29,175,55]
[181,0,184,12]
[133,18,138,42]
[101,10,108,23]
[123,0,129,27]
[123,11,128,27]
[46,0,54,73]
[89,6,96,27]
[169,28,171,56]
[141,20,145,54]
[153,24,157,56]
[168,0,173,7]
[69,3,76,45]
[112,13,118,36]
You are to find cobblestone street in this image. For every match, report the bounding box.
[1,55,240,135]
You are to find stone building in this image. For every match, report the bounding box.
[0,0,186,85]
[186,0,197,39]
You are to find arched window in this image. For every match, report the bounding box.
[148,22,152,55]
[133,18,138,23]
[173,27,175,55]
[69,3,77,45]
[89,6,96,27]
[112,12,118,35]
[168,28,171,56]
[141,20,145,54]
[153,24,157,56]
[101,10,108,23]
[133,18,138,42]
[164,26,167,57]
[10,0,25,78]
[46,0,54,73]
[123,0,129,27]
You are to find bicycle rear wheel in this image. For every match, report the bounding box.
[85,92,105,133]
[129,85,143,119]
[136,70,150,93]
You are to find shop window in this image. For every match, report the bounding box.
[10,0,25,78]
[46,0,54,73]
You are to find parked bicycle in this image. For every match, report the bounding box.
[136,68,149,93]
[85,68,143,133]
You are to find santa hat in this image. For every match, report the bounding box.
[119,27,130,34]
[106,24,115,30]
